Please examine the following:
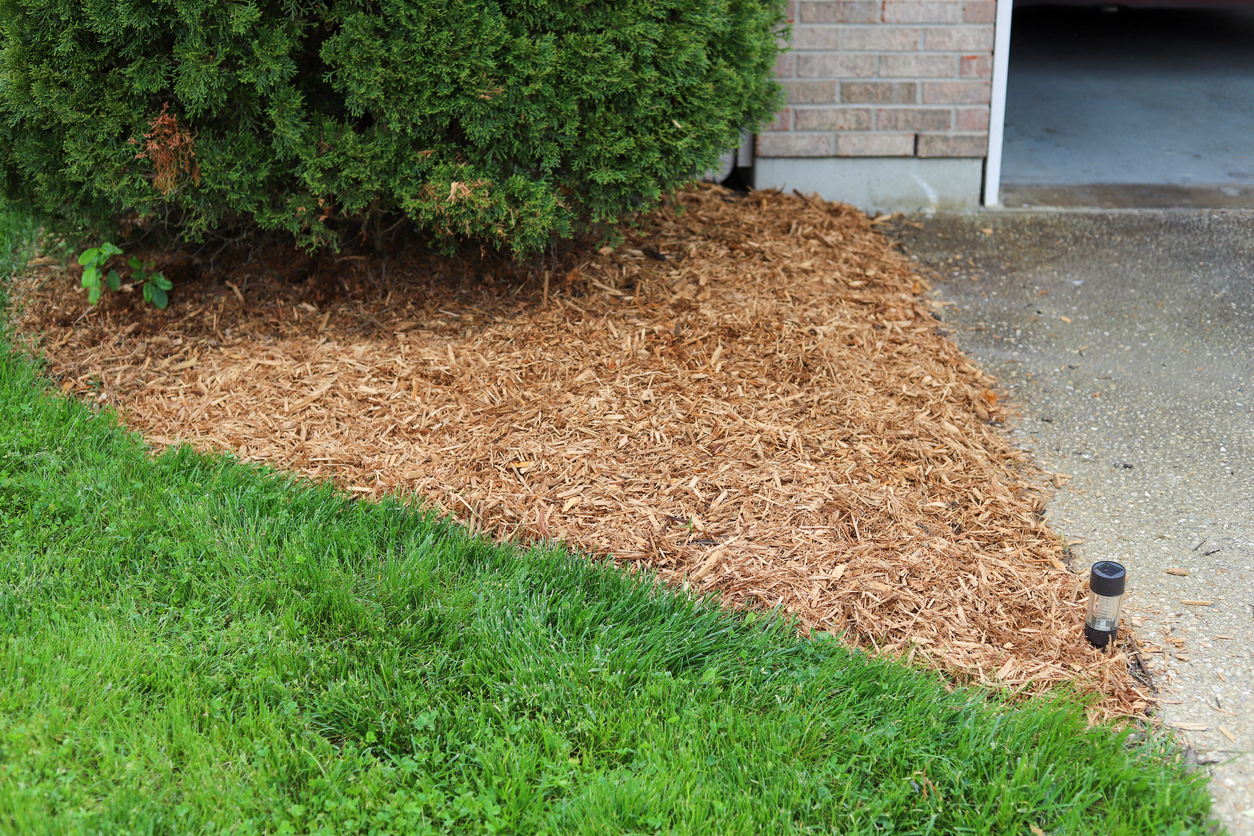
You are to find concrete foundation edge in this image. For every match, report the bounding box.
[753,157,985,214]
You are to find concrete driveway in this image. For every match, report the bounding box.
[887,209,1254,833]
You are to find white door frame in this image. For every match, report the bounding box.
[983,0,1015,206]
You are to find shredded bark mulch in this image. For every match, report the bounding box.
[12,184,1148,717]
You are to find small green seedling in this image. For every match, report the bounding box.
[78,242,122,305]
[129,255,173,309]
[77,243,172,309]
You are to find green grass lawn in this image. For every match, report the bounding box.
[0,210,1218,835]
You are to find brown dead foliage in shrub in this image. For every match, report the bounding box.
[130,102,200,196]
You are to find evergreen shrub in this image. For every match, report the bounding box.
[0,0,787,256]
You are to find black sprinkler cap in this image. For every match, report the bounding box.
[1089,561,1126,597]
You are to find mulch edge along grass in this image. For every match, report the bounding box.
[14,186,1147,711]
[0,207,1219,834]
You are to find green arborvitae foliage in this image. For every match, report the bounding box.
[0,0,787,255]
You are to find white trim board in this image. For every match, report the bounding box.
[983,0,1015,206]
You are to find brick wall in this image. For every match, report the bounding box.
[760,0,995,160]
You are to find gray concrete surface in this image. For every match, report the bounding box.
[753,157,983,214]
[1003,5,1254,190]
[886,209,1254,832]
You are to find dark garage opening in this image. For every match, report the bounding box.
[999,2,1254,208]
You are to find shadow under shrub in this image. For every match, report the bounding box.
[0,0,787,256]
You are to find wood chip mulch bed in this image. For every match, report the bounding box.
[12,184,1148,717]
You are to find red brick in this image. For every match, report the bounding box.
[792,26,842,49]
[922,80,991,103]
[964,0,996,23]
[783,0,797,22]
[837,133,916,156]
[878,53,956,78]
[798,53,878,78]
[758,133,835,157]
[840,26,921,51]
[955,105,990,130]
[923,25,994,51]
[840,81,919,104]
[917,132,987,157]
[763,108,793,131]
[883,1,962,23]
[795,106,874,130]
[782,80,838,103]
[959,54,993,78]
[798,1,880,23]
[875,107,952,131]
[775,53,796,78]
